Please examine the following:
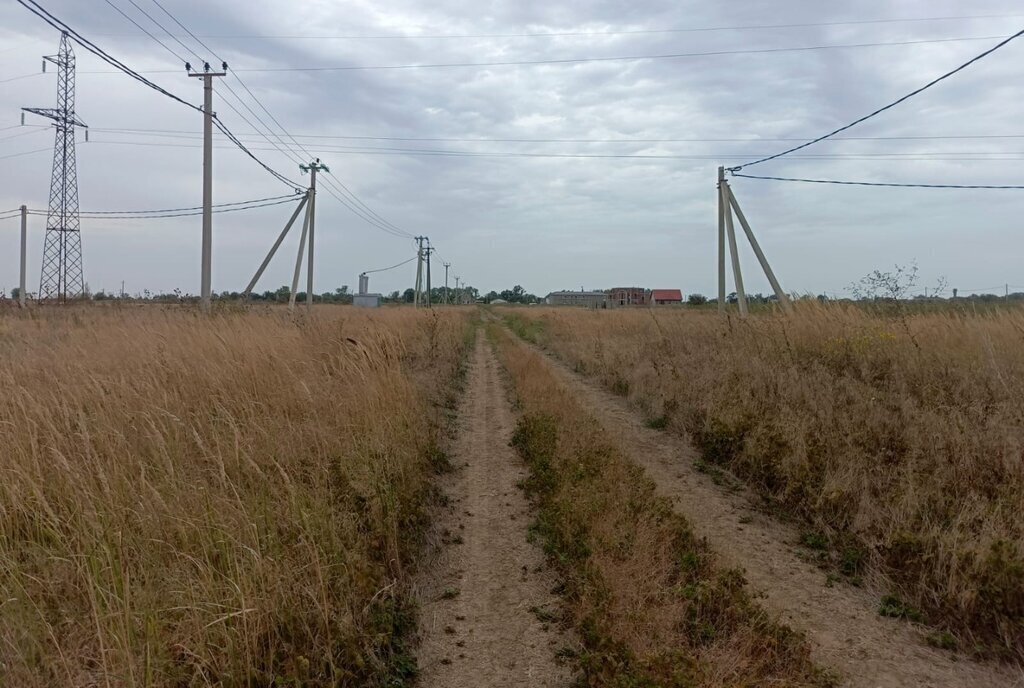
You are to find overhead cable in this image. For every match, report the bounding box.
[23,195,302,219]
[73,34,1019,75]
[16,0,302,190]
[731,172,1024,189]
[138,0,412,239]
[116,13,1024,40]
[730,28,1024,170]
[362,256,418,274]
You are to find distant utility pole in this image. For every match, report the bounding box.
[19,205,27,308]
[454,276,461,305]
[425,243,434,307]
[443,262,451,304]
[23,32,88,303]
[414,236,427,306]
[299,159,328,312]
[188,61,227,313]
[716,166,791,317]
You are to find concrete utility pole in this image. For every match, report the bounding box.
[454,276,461,305]
[425,243,433,307]
[19,205,27,308]
[189,62,227,313]
[414,236,427,306]
[716,168,791,316]
[443,261,451,304]
[243,192,309,297]
[717,167,726,313]
[289,195,312,311]
[299,159,328,312]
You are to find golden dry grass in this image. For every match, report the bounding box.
[488,323,832,687]
[498,302,1024,659]
[0,305,472,687]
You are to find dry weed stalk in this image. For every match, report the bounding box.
[0,305,470,686]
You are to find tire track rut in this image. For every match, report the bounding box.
[415,332,574,687]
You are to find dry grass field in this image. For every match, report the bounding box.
[498,302,1024,660]
[0,305,472,687]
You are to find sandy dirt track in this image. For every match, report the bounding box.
[415,332,574,688]
[525,336,1023,688]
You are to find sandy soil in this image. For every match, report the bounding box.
[414,332,575,688]
[526,338,1024,688]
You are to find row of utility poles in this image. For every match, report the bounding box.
[408,237,471,306]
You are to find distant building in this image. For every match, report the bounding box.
[608,287,648,307]
[651,289,683,305]
[354,293,381,308]
[545,290,607,308]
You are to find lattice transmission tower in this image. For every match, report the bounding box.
[23,32,88,302]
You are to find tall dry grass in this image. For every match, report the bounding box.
[499,303,1024,658]
[0,305,471,687]
[488,323,831,687]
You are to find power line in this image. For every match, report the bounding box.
[0,72,45,84]
[0,127,50,143]
[16,0,200,110]
[91,13,1024,40]
[74,34,1018,74]
[731,28,1024,170]
[147,0,223,61]
[362,255,418,274]
[79,139,1024,161]
[24,195,301,219]
[0,146,57,161]
[123,0,205,63]
[15,0,301,190]
[80,126,1024,144]
[139,0,413,239]
[731,172,1024,189]
[101,0,187,64]
[211,118,302,189]
[69,193,301,215]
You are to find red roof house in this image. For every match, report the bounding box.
[650,289,683,305]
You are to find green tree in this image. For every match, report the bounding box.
[687,293,708,306]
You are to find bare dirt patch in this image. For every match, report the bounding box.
[415,332,574,687]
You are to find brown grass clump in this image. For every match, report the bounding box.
[488,324,832,687]
[0,305,471,687]
[498,302,1024,659]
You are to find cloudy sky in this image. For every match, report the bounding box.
[1,0,1022,298]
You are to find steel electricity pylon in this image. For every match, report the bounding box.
[23,32,88,302]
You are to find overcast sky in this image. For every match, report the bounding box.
[1,0,1022,298]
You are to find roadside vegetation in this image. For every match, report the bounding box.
[0,306,472,687]
[488,323,832,687]
[497,302,1024,660]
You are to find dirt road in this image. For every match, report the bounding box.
[415,332,574,688]
[525,337,1023,688]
